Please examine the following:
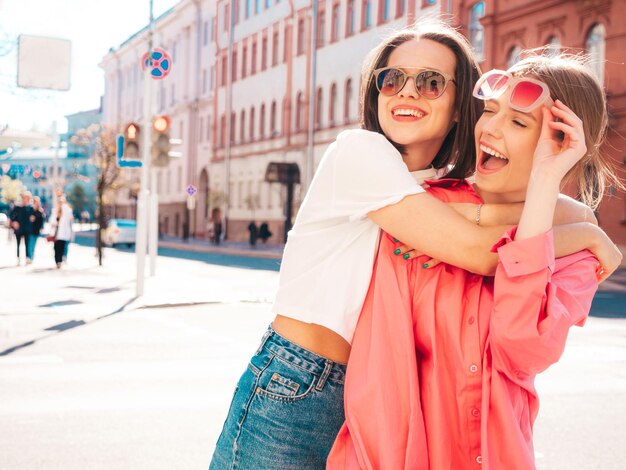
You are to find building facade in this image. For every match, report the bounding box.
[101,0,626,245]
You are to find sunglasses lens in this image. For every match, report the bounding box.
[416,71,447,99]
[511,81,545,110]
[476,73,509,98]
[377,68,405,96]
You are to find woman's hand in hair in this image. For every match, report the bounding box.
[532,100,587,182]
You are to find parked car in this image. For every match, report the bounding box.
[102,218,136,247]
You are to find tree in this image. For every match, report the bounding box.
[66,182,88,218]
[0,175,25,205]
[70,124,124,266]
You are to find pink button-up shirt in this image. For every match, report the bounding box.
[327,179,598,470]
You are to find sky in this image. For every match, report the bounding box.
[0,0,180,134]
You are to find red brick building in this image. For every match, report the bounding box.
[453,0,626,244]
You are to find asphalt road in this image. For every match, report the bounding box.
[1,233,625,469]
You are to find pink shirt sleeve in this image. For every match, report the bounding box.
[489,227,599,380]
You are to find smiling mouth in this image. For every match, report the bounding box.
[478,144,509,173]
[392,108,425,118]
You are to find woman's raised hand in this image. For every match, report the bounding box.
[532,100,587,182]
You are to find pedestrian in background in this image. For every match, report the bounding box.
[211,208,222,245]
[9,192,34,265]
[50,196,74,269]
[247,221,258,247]
[258,221,272,244]
[28,196,45,262]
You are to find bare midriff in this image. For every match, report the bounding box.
[272,315,351,364]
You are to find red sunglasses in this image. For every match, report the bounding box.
[473,69,554,113]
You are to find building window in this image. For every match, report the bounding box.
[251,40,258,74]
[506,46,521,68]
[249,107,256,141]
[260,103,266,138]
[255,0,260,14]
[344,78,353,122]
[317,9,326,47]
[547,36,561,57]
[221,55,227,86]
[272,30,279,66]
[297,18,306,55]
[232,49,238,81]
[234,0,240,24]
[240,110,246,142]
[199,117,204,141]
[246,0,251,18]
[206,115,211,142]
[230,112,236,143]
[329,82,337,124]
[396,0,405,17]
[210,65,215,89]
[261,35,268,70]
[270,100,277,135]
[202,69,207,94]
[223,3,230,32]
[346,0,355,36]
[296,91,304,131]
[315,87,323,129]
[586,23,605,84]
[380,0,390,22]
[468,2,485,62]
[242,45,248,78]
[331,3,340,42]
[361,1,372,30]
[220,114,226,147]
[203,21,209,45]
[423,0,436,5]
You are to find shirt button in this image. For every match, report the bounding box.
[476,455,482,464]
[468,316,475,325]
[472,408,480,417]
[469,364,479,373]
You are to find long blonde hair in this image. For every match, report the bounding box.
[509,52,623,210]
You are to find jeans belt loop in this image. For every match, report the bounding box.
[255,328,272,355]
[315,359,333,392]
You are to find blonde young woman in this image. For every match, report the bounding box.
[328,53,623,469]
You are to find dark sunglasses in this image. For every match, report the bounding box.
[373,67,456,99]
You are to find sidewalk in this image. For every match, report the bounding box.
[73,230,284,260]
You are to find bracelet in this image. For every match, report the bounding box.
[475,203,483,226]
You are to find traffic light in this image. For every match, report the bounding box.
[151,115,171,167]
[124,123,141,160]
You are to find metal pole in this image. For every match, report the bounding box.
[305,0,318,193]
[136,0,154,296]
[148,169,158,275]
[223,0,235,239]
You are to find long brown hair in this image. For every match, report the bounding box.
[509,52,624,210]
[360,21,482,178]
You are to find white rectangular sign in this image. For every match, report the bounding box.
[17,34,72,91]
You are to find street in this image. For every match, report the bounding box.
[1,233,625,469]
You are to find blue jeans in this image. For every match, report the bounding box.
[27,235,38,260]
[209,326,346,470]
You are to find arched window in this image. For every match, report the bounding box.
[259,103,266,138]
[249,106,256,141]
[344,78,353,123]
[506,45,521,68]
[329,82,337,125]
[586,23,606,84]
[270,101,277,136]
[315,87,323,129]
[547,36,560,57]
[240,110,246,142]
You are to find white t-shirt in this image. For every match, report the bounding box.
[272,129,434,343]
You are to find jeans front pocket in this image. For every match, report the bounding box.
[255,355,316,402]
